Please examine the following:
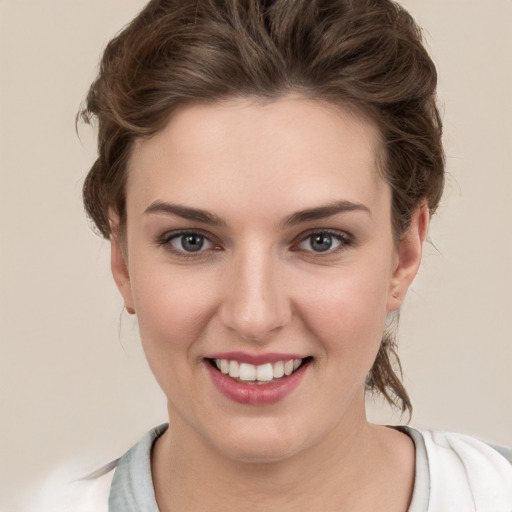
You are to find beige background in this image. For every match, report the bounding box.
[1,0,511,508]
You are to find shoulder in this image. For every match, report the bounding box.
[420,429,512,479]
[404,427,512,512]
[421,429,512,463]
[22,463,115,512]
[26,424,168,511]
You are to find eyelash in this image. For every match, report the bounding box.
[155,230,220,259]
[156,229,353,258]
[292,229,353,255]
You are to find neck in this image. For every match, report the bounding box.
[151,400,414,512]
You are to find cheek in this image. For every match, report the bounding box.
[295,263,391,355]
[128,263,219,375]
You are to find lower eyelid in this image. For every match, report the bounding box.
[171,233,213,251]
[297,231,352,248]
[156,231,212,250]
[157,230,352,255]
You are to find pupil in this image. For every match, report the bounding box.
[182,235,204,252]
[311,234,332,252]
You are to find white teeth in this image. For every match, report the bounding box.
[239,363,256,381]
[228,360,240,378]
[256,363,273,382]
[220,359,229,375]
[213,358,304,382]
[273,360,285,379]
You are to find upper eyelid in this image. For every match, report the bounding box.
[156,228,352,251]
[289,229,353,253]
[160,228,214,242]
[159,231,219,257]
[293,228,352,243]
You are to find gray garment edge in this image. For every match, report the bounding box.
[486,441,512,465]
[395,426,431,512]
[104,425,433,510]
[105,423,431,511]
[108,423,168,512]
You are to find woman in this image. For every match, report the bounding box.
[72,0,512,510]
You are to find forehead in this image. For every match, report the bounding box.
[126,96,388,219]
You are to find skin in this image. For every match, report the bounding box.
[111,96,428,511]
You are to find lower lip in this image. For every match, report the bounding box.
[205,360,310,405]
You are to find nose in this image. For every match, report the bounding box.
[219,247,292,342]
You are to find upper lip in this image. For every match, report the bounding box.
[206,351,308,365]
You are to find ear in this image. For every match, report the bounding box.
[110,217,136,315]
[387,203,429,313]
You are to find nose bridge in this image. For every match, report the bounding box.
[220,241,290,341]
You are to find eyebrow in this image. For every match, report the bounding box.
[280,200,371,227]
[144,201,227,226]
[144,199,371,227]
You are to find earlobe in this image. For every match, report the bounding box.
[387,203,429,312]
[110,218,136,315]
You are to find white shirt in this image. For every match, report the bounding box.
[25,425,512,512]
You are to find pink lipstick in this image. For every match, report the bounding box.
[204,354,311,405]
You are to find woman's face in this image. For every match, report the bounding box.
[112,96,424,463]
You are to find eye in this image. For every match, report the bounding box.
[161,231,215,254]
[296,231,351,253]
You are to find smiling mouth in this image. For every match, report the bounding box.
[207,357,312,384]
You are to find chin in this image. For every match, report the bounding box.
[218,438,299,464]
[206,417,313,464]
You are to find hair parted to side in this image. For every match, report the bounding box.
[80,0,445,416]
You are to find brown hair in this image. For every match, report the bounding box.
[80,0,445,415]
